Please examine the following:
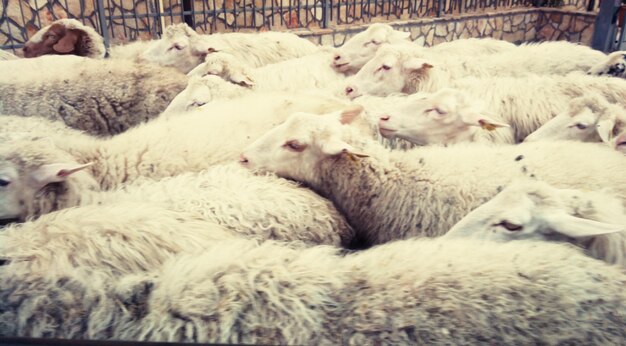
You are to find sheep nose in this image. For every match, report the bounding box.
[380,115,390,121]
[239,154,249,165]
[334,54,341,61]
[345,86,354,95]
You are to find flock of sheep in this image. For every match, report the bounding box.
[2,17,626,344]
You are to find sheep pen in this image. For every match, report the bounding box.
[2,15,625,345]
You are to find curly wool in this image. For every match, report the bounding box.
[0,55,188,136]
[6,238,625,344]
[0,202,236,279]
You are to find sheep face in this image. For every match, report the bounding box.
[23,22,86,58]
[138,24,204,73]
[344,47,432,99]
[378,88,508,145]
[332,24,410,74]
[587,51,626,78]
[240,107,366,182]
[0,142,97,223]
[188,53,255,87]
[445,180,625,243]
[525,96,626,146]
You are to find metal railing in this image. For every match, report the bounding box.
[1,0,593,53]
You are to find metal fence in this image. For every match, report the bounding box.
[1,0,594,53]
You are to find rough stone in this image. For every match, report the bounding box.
[413,35,425,46]
[434,23,448,36]
[524,27,537,41]
[320,32,333,46]
[425,27,435,45]
[503,18,511,31]
[538,24,554,40]
[512,14,524,26]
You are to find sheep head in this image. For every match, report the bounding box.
[240,106,368,184]
[376,88,509,145]
[445,179,625,243]
[332,23,411,74]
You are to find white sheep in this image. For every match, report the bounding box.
[587,50,626,78]
[0,55,188,136]
[445,179,626,267]
[345,47,626,141]
[162,75,248,114]
[196,30,319,69]
[241,108,626,246]
[0,162,353,247]
[0,94,351,218]
[8,236,625,343]
[331,23,515,74]
[0,202,236,278]
[0,115,89,142]
[374,88,514,145]
[188,50,346,96]
[524,94,626,146]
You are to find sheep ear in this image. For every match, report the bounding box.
[53,30,80,53]
[596,118,616,143]
[29,162,94,187]
[462,112,510,131]
[544,213,624,238]
[404,58,433,72]
[321,139,369,158]
[230,72,255,88]
[339,105,364,124]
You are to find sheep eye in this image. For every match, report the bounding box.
[283,140,305,152]
[171,44,184,51]
[574,123,588,130]
[0,179,10,187]
[496,220,523,231]
[381,65,391,70]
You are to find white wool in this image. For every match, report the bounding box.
[196,31,319,68]
[0,50,18,60]
[6,237,626,343]
[190,51,347,97]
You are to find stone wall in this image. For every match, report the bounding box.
[299,8,596,47]
[0,0,597,53]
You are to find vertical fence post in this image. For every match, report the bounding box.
[436,0,442,16]
[95,0,110,48]
[591,0,620,51]
[323,0,331,27]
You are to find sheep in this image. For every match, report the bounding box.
[195,30,319,69]
[240,108,626,246]
[0,55,188,136]
[0,115,89,142]
[0,162,353,247]
[188,50,346,96]
[162,75,248,114]
[9,236,625,343]
[21,20,206,74]
[445,179,626,267]
[22,18,106,59]
[0,93,351,219]
[345,46,626,141]
[331,23,515,74]
[0,202,236,278]
[0,50,18,60]
[374,88,514,145]
[524,94,626,146]
[588,50,626,78]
